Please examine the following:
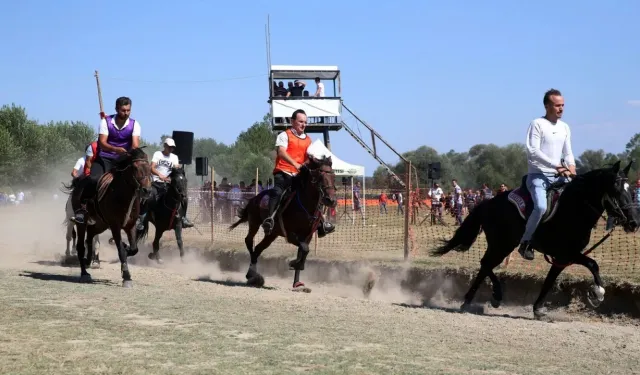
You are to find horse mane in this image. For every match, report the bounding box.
[564,165,617,195]
[113,147,147,169]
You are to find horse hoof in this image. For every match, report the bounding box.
[80,274,92,283]
[156,257,164,265]
[490,297,502,309]
[533,307,551,321]
[108,238,114,245]
[90,261,101,269]
[148,252,155,260]
[122,280,133,288]
[247,274,265,288]
[292,282,311,293]
[460,302,471,312]
[586,286,605,308]
[126,248,138,257]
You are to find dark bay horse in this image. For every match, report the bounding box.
[229,155,337,291]
[432,160,639,319]
[66,148,152,288]
[136,167,188,263]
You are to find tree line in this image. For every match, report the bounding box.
[0,104,276,191]
[373,140,638,191]
[2,103,637,193]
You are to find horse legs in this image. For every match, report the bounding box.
[289,239,311,292]
[111,226,133,288]
[460,246,506,311]
[174,222,185,259]
[65,224,75,256]
[91,234,101,268]
[532,265,565,319]
[148,229,164,264]
[75,224,91,282]
[245,231,277,288]
[572,253,605,307]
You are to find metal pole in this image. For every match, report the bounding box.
[403,161,411,260]
[210,166,215,243]
[323,128,331,151]
[255,167,259,195]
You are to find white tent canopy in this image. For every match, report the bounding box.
[307,140,366,224]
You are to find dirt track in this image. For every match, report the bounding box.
[2,202,640,374]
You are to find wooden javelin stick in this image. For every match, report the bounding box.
[94,70,105,119]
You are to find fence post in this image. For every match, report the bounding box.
[254,168,260,195]
[210,166,215,243]
[403,160,411,260]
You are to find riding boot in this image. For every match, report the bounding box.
[518,241,535,260]
[181,197,194,228]
[262,193,280,234]
[317,219,335,238]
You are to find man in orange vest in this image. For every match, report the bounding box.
[262,109,335,237]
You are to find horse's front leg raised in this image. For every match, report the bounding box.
[111,226,133,288]
[289,238,312,293]
[75,224,91,282]
[573,253,605,307]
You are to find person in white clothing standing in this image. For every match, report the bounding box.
[314,77,325,97]
[518,88,576,261]
[136,138,194,230]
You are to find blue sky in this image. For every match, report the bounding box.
[2,0,639,177]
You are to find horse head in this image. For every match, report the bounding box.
[604,160,639,233]
[300,155,337,208]
[169,167,188,200]
[113,147,152,191]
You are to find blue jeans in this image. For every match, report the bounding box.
[520,173,567,243]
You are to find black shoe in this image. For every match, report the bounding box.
[518,241,535,260]
[317,221,335,238]
[182,217,194,228]
[262,217,274,234]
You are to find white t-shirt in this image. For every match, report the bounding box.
[275,129,309,176]
[430,187,443,201]
[526,117,575,175]
[151,151,180,182]
[99,116,141,137]
[73,157,85,172]
[454,185,463,204]
[316,82,325,97]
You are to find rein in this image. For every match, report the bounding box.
[293,165,335,222]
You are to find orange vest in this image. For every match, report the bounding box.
[83,142,98,176]
[274,129,311,175]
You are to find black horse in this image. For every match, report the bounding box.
[432,160,639,319]
[136,167,188,263]
[229,155,337,292]
[65,148,152,288]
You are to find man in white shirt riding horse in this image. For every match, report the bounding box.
[136,138,194,230]
[518,88,576,261]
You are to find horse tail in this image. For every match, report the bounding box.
[136,218,150,244]
[229,191,265,231]
[432,198,488,256]
[229,205,249,231]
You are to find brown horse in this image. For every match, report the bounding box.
[66,148,152,288]
[229,155,337,291]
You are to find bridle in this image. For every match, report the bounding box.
[601,175,635,227]
[113,157,150,190]
[294,162,336,220]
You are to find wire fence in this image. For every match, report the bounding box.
[161,179,640,283]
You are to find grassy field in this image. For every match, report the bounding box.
[2,200,640,374]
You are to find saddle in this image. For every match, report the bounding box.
[507,175,566,223]
[259,187,295,216]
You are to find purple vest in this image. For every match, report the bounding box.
[98,115,135,159]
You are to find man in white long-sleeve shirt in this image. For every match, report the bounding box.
[518,89,577,261]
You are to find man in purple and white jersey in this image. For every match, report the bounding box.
[71,97,141,224]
